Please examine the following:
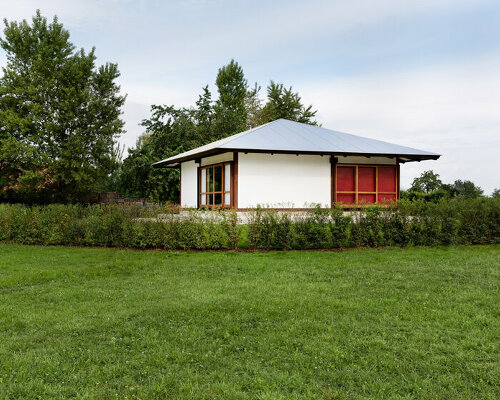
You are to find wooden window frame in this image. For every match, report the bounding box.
[335,163,398,206]
[198,162,232,208]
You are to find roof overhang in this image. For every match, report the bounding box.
[153,148,440,168]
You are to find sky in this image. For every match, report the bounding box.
[1,0,499,193]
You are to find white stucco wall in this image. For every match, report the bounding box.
[238,153,331,208]
[180,160,198,208]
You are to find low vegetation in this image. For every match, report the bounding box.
[0,198,498,250]
[0,244,498,399]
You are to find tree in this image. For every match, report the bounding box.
[245,83,264,128]
[492,188,500,198]
[194,85,215,139]
[213,59,248,139]
[404,170,486,202]
[452,180,483,199]
[410,170,442,194]
[260,81,318,125]
[119,133,180,202]
[118,104,204,202]
[0,11,125,202]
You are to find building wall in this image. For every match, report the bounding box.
[180,160,198,207]
[237,153,331,208]
[180,153,399,209]
[337,156,396,165]
[200,152,233,166]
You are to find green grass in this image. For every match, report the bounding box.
[0,244,499,399]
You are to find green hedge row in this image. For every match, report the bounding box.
[0,199,498,250]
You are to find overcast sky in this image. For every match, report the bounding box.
[1,0,499,193]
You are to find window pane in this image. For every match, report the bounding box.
[337,166,355,191]
[224,164,231,191]
[207,193,213,205]
[358,167,376,192]
[207,168,213,192]
[214,193,222,205]
[201,194,206,205]
[224,193,231,205]
[214,166,222,191]
[201,169,206,192]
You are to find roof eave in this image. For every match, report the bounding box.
[152,148,231,168]
[153,147,440,167]
[221,148,440,161]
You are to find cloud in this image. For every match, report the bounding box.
[1,0,498,194]
[299,52,500,193]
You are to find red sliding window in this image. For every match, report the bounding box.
[336,164,397,205]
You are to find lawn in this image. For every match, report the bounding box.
[0,244,499,399]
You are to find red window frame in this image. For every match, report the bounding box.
[335,164,398,206]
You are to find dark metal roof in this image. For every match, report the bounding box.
[153,119,440,167]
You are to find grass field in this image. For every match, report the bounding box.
[0,244,499,399]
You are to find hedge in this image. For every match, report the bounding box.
[0,198,498,250]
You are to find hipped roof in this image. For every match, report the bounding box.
[153,118,440,167]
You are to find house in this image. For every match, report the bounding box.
[153,119,440,209]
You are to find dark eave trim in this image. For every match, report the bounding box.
[152,149,232,168]
[152,148,440,168]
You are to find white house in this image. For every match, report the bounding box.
[153,119,440,209]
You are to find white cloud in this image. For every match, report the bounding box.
[1,0,498,194]
[299,52,500,193]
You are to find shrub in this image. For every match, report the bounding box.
[329,207,352,248]
[0,198,498,250]
[247,207,292,250]
[292,206,331,249]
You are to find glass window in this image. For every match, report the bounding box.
[207,168,213,192]
[214,166,222,191]
[201,169,206,192]
[224,165,230,191]
[199,162,232,207]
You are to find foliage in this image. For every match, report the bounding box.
[260,81,317,125]
[1,198,498,250]
[247,207,293,250]
[452,179,484,199]
[214,59,248,139]
[404,170,485,202]
[409,170,442,193]
[492,188,500,198]
[0,11,125,203]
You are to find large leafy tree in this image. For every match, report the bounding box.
[0,11,125,202]
[213,59,248,139]
[119,102,208,202]
[451,180,483,199]
[403,170,484,202]
[410,170,443,194]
